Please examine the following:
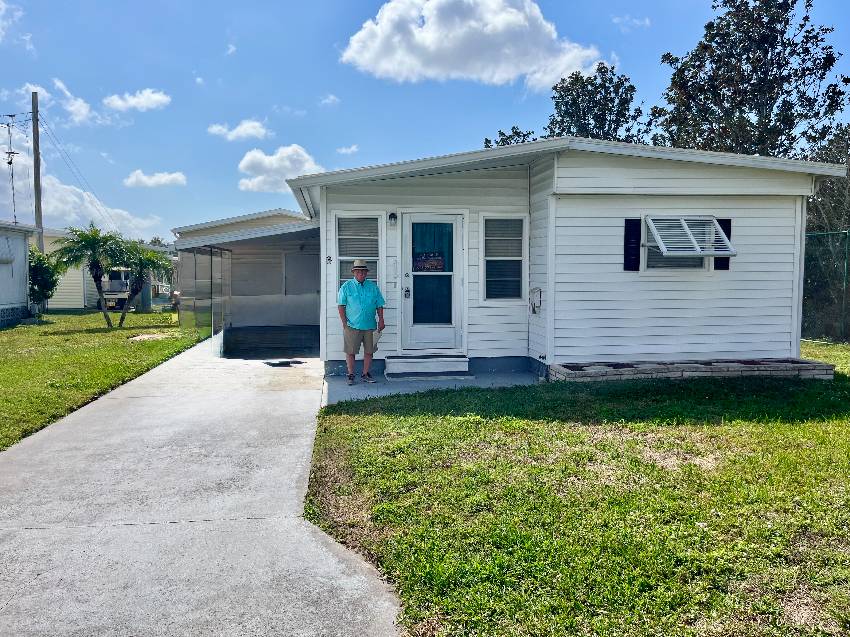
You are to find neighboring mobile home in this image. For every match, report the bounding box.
[174,136,846,376]
[0,220,35,327]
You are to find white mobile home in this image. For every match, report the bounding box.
[0,220,35,327]
[175,137,845,377]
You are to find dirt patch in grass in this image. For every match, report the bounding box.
[128,332,174,341]
[781,586,840,634]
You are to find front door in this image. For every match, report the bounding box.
[401,213,463,351]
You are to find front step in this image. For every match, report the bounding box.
[385,370,474,382]
[384,354,469,375]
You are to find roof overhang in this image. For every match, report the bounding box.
[0,220,37,234]
[171,207,306,236]
[285,136,847,217]
[174,220,319,251]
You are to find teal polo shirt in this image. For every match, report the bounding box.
[337,278,385,330]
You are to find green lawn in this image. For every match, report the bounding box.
[0,311,200,451]
[308,342,850,636]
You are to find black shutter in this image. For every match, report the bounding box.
[623,218,641,271]
[715,218,732,270]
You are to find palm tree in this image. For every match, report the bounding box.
[53,223,124,328]
[117,241,174,327]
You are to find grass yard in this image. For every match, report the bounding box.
[0,311,200,451]
[308,342,850,636]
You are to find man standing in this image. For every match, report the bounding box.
[337,259,385,385]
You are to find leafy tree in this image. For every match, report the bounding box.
[28,246,62,307]
[650,0,849,156]
[148,236,167,247]
[484,63,646,147]
[484,126,537,148]
[116,241,174,327]
[544,62,646,143]
[53,223,124,328]
[807,123,850,233]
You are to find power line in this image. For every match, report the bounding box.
[4,120,19,223]
[37,112,122,233]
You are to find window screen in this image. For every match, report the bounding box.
[484,217,524,299]
[337,217,379,282]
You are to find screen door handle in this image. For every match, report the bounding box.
[404,287,411,299]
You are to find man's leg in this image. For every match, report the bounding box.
[363,352,372,375]
[346,353,355,376]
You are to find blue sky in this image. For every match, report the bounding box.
[1,0,848,240]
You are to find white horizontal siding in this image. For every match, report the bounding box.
[528,156,554,362]
[0,230,28,308]
[553,195,800,363]
[324,166,529,361]
[48,267,85,309]
[557,151,814,196]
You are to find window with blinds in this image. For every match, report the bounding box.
[483,217,524,300]
[337,217,379,282]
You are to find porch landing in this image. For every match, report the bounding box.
[323,370,539,406]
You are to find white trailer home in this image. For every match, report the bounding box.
[176,136,845,378]
[0,220,35,327]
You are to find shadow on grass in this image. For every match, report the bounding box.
[44,323,178,336]
[322,373,850,427]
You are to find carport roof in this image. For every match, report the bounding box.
[173,218,318,250]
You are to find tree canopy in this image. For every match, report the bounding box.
[650,0,849,157]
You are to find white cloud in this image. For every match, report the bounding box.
[123,169,187,188]
[612,15,651,33]
[102,88,171,112]
[194,75,204,86]
[20,32,33,53]
[0,126,160,236]
[207,119,272,141]
[336,144,359,155]
[100,151,115,165]
[16,82,52,109]
[0,1,22,43]
[52,78,93,125]
[226,43,237,55]
[274,104,307,117]
[341,0,600,91]
[237,145,323,193]
[319,93,340,106]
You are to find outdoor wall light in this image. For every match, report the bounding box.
[388,212,398,226]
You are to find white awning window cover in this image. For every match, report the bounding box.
[646,216,736,258]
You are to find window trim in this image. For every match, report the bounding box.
[479,212,529,305]
[332,210,385,288]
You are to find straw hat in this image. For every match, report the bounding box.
[351,259,369,271]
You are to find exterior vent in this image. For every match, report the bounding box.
[646,216,736,258]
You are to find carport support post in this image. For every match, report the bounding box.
[843,229,849,340]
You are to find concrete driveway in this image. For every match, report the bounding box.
[0,342,398,636]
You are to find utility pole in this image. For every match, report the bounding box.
[31,90,44,251]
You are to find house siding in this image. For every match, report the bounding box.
[556,151,814,196]
[528,156,554,362]
[553,195,801,362]
[0,229,29,310]
[323,166,529,361]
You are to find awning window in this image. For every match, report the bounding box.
[646,216,736,258]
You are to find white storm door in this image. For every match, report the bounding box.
[401,213,462,351]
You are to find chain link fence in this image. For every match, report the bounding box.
[803,230,849,341]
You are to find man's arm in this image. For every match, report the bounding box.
[376,307,385,332]
[338,305,347,328]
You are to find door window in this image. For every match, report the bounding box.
[411,222,453,324]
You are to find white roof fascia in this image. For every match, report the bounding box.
[0,220,37,234]
[286,136,846,193]
[174,220,319,250]
[171,208,305,236]
[566,137,847,177]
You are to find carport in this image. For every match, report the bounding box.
[173,209,320,357]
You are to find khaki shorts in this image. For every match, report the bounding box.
[343,326,375,355]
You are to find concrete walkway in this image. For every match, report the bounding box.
[0,342,398,636]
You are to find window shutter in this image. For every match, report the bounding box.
[623,218,641,271]
[715,219,732,270]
